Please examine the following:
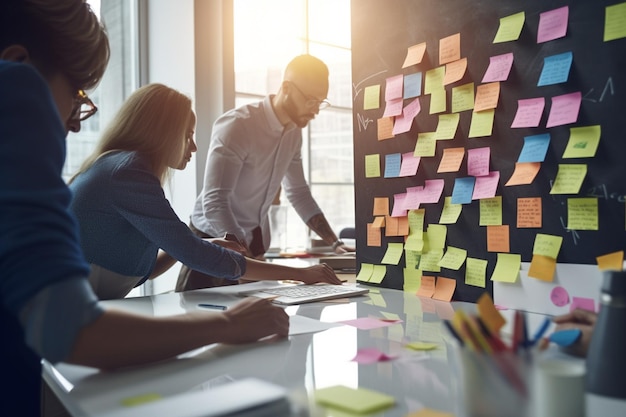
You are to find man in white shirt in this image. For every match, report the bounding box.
[177,55,353,291]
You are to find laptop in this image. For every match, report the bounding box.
[239,282,369,305]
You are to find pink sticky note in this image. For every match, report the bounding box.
[403,186,423,210]
[351,348,396,364]
[340,317,402,330]
[472,171,500,199]
[482,53,514,82]
[511,97,545,128]
[391,193,408,217]
[546,91,582,128]
[392,98,421,135]
[383,98,403,117]
[551,286,570,307]
[421,179,445,204]
[385,74,404,101]
[537,6,569,43]
[570,296,596,313]
[399,152,420,177]
[467,147,491,177]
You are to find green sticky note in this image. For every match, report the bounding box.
[451,82,475,113]
[363,85,381,110]
[381,242,404,265]
[479,196,503,226]
[465,257,488,288]
[403,267,422,292]
[121,393,162,407]
[430,88,447,114]
[563,125,601,159]
[424,66,445,94]
[315,385,395,414]
[468,109,495,138]
[369,265,387,284]
[567,197,599,230]
[550,164,587,194]
[435,113,460,140]
[414,132,437,157]
[605,3,626,42]
[493,11,525,43]
[438,246,467,270]
[356,263,374,282]
[365,154,381,178]
[533,233,563,259]
[439,196,463,224]
[490,253,521,283]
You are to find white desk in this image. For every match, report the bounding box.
[42,284,573,417]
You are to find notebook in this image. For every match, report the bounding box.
[240,283,369,305]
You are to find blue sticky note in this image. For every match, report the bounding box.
[518,133,551,162]
[384,153,402,178]
[451,177,475,204]
[549,328,582,346]
[538,52,573,86]
[404,72,423,99]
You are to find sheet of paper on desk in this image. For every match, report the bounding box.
[289,314,341,335]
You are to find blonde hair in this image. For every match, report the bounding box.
[0,0,110,91]
[72,84,193,184]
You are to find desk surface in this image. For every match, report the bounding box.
[43,284,570,417]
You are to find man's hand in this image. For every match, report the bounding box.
[220,297,289,343]
[299,263,343,285]
[551,308,597,357]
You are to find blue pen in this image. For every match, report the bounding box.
[528,316,551,348]
[198,303,227,311]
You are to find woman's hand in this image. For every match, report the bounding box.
[551,308,597,357]
[219,297,289,343]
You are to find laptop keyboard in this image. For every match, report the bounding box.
[261,285,355,299]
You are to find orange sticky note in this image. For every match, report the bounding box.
[476,292,506,333]
[398,216,409,236]
[474,82,501,112]
[437,147,465,173]
[528,254,557,281]
[596,251,624,271]
[402,42,427,68]
[373,197,389,216]
[367,223,381,247]
[443,58,467,85]
[487,225,510,252]
[433,276,456,301]
[517,197,542,228]
[417,275,436,297]
[439,33,461,65]
[505,162,541,186]
[378,117,394,140]
[385,215,399,236]
[406,408,454,417]
[372,216,386,228]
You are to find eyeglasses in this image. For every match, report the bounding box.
[289,82,330,110]
[71,90,98,122]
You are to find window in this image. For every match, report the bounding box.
[233,0,354,250]
[63,0,140,181]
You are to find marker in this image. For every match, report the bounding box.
[528,316,551,348]
[198,303,227,311]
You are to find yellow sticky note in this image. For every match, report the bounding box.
[438,246,467,270]
[424,66,445,94]
[430,88,447,114]
[596,251,624,271]
[476,292,506,333]
[369,265,387,284]
[357,263,374,282]
[604,2,626,42]
[414,131,437,157]
[533,233,563,259]
[550,164,587,194]
[363,85,381,110]
[468,109,495,138]
[451,82,475,113]
[314,385,395,414]
[408,209,426,235]
[465,257,488,288]
[567,198,598,230]
[479,196,503,226]
[426,224,447,250]
[403,267,422,292]
[563,125,601,159]
[121,393,162,407]
[405,342,439,351]
[528,254,557,281]
[381,242,404,265]
[405,234,424,252]
[420,250,444,272]
[490,253,521,283]
[494,11,526,43]
[439,196,463,224]
[365,154,381,178]
[405,249,421,269]
[435,113,461,140]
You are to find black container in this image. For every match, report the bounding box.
[585,270,626,416]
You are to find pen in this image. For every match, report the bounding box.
[443,320,465,347]
[198,303,227,311]
[528,316,551,348]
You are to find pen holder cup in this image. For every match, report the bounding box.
[447,342,531,417]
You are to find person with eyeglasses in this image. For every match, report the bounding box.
[178,54,355,292]
[0,1,289,415]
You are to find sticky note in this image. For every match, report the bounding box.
[421,179,445,203]
[505,162,541,186]
[473,172,500,200]
[518,133,551,163]
[121,393,162,407]
[365,154,381,178]
[490,253,521,283]
[393,97,421,135]
[363,85,381,110]
[357,263,374,281]
[443,58,467,85]
[433,276,456,302]
[533,233,563,259]
[405,342,439,351]
[474,82,500,111]
[538,52,573,86]
[604,2,626,42]
[402,42,427,67]
[399,152,420,177]
[367,223,381,247]
[424,66,445,94]
[563,125,601,159]
[482,52,514,82]
[439,33,461,65]
[373,197,389,216]
[479,196,502,226]
[438,246,467,270]
[438,147,465,173]
[567,197,598,230]
[467,147,490,177]
[381,242,404,265]
[468,109,495,138]
[517,197,542,228]
[314,385,396,414]
[420,250,443,273]
[451,82,475,113]
[596,251,624,271]
[546,91,582,128]
[426,224,447,250]
[340,317,399,330]
[383,97,403,117]
[493,11,525,43]
[403,267,422,292]
[451,177,475,204]
[465,257,488,288]
[385,74,404,101]
[551,286,570,307]
[430,88,447,114]
[391,193,408,217]
[477,292,506,333]
[351,348,396,364]
[404,72,423,98]
[570,297,596,313]
[528,254,557,281]
[414,132,437,157]
[511,97,545,128]
[384,153,402,178]
[550,164,587,194]
[418,275,436,297]
[537,6,569,43]
[435,113,460,140]
[439,196,463,224]
[377,117,394,140]
[487,225,510,253]
[369,265,387,284]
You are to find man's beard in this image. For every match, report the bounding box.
[285,95,313,128]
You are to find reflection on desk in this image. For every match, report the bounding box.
[42,286,570,417]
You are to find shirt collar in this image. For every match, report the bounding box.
[263,95,296,134]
